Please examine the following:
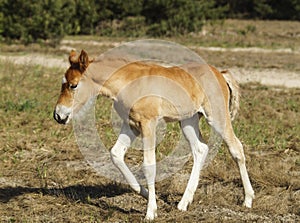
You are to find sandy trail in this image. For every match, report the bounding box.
[0,46,299,88]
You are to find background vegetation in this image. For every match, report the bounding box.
[0,0,299,45]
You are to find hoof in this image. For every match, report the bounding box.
[144,210,157,222]
[177,194,193,211]
[177,200,189,211]
[243,192,254,208]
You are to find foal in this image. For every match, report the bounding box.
[54,50,254,220]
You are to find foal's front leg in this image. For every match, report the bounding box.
[110,123,148,198]
[141,120,158,221]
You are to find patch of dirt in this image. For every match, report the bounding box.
[1,145,299,222]
[230,67,300,88]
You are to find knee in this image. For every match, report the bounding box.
[193,142,208,158]
[110,142,126,163]
[235,140,246,159]
[233,153,246,165]
[231,149,246,164]
[226,137,245,162]
[143,163,156,183]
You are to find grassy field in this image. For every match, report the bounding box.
[0,20,299,222]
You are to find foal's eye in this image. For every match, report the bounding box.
[70,84,78,89]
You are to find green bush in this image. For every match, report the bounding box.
[218,0,300,20]
[0,0,75,45]
[143,0,227,36]
[70,0,98,35]
[0,0,299,45]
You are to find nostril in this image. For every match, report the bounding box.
[53,110,69,125]
[60,116,69,124]
[53,110,60,121]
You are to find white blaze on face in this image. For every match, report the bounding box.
[53,76,73,124]
[62,76,67,84]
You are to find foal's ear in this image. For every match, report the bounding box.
[79,50,91,72]
[69,49,78,65]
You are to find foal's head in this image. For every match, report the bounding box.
[53,50,93,124]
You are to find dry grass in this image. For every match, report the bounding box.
[179,19,300,50]
[0,20,299,222]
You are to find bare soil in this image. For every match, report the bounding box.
[0,20,299,222]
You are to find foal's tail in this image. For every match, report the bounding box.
[221,70,240,121]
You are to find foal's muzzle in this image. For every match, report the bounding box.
[53,110,69,124]
[53,104,72,125]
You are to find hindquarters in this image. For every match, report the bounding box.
[206,66,240,122]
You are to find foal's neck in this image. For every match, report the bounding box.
[87,57,131,100]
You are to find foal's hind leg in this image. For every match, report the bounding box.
[218,122,255,207]
[141,119,158,220]
[178,114,208,211]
